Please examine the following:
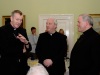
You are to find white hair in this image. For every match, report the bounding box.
[27,63,49,75]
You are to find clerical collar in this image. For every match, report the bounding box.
[50,34,52,36]
[14,28,17,30]
[48,31,56,36]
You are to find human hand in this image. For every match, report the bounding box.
[43,59,53,67]
[17,34,28,44]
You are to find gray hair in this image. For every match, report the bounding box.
[11,10,23,17]
[54,19,58,25]
[47,18,57,25]
[79,14,93,26]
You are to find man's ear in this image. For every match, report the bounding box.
[85,21,89,26]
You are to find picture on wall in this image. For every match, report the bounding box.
[90,14,100,34]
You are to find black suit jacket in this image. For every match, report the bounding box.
[36,32,67,75]
[0,24,31,75]
[69,28,100,75]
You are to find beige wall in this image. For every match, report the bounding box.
[0,0,100,43]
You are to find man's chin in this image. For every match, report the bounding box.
[15,25,20,29]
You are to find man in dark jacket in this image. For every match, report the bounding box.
[0,10,31,75]
[35,18,67,75]
[69,14,100,75]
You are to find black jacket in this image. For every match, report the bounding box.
[36,32,67,75]
[69,28,100,75]
[0,24,31,75]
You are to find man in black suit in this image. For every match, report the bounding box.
[0,10,31,75]
[69,14,100,75]
[35,18,67,75]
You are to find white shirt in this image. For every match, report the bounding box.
[28,34,38,53]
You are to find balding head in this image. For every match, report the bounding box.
[46,18,57,34]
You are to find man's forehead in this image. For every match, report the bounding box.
[47,18,54,22]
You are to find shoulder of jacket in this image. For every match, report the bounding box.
[40,32,46,35]
[0,25,6,30]
[19,27,26,30]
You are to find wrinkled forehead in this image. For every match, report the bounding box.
[78,16,83,22]
[47,18,55,23]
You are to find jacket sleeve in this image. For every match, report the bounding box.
[35,34,44,61]
[22,29,32,52]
